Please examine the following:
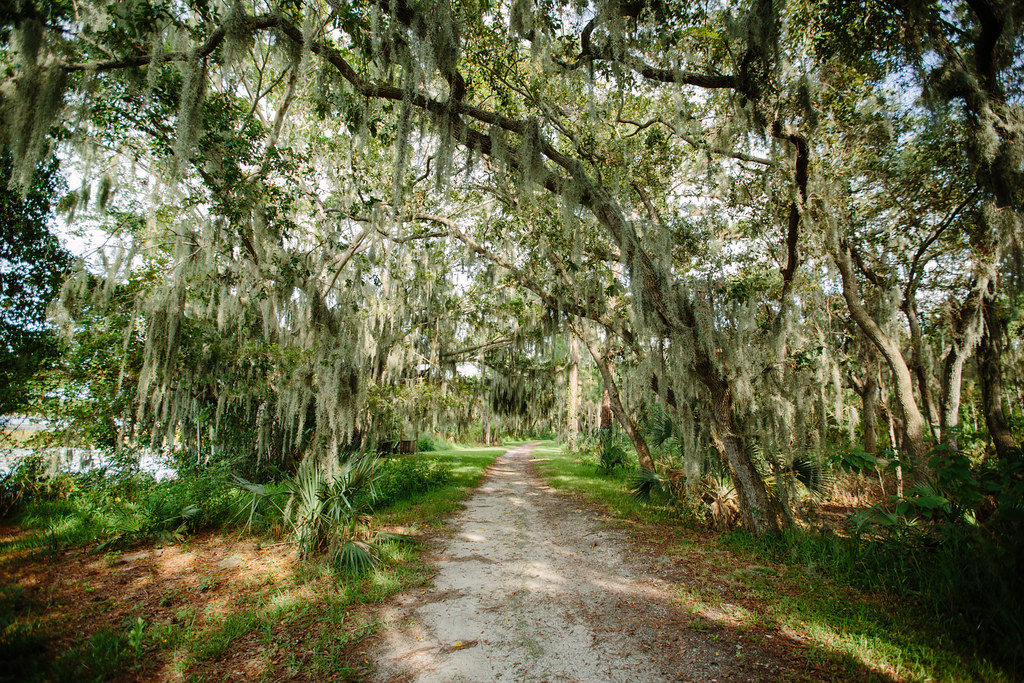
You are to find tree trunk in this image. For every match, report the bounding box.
[978,296,1019,460]
[879,397,904,496]
[833,237,930,473]
[567,333,580,451]
[939,281,986,452]
[682,303,778,536]
[600,389,613,430]
[941,343,973,453]
[848,353,878,453]
[482,404,491,446]
[904,298,941,439]
[705,385,778,536]
[862,367,879,455]
[576,322,656,471]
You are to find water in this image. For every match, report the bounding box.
[1,414,180,480]
[0,446,178,480]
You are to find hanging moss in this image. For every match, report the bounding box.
[172,54,208,174]
[4,51,67,189]
[221,1,253,70]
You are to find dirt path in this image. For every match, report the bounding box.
[366,443,784,682]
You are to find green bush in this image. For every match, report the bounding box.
[0,455,80,519]
[236,453,415,573]
[371,456,452,509]
[97,472,237,549]
[3,460,239,551]
[595,429,631,475]
[416,434,456,452]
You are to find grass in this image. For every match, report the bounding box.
[0,444,506,681]
[372,445,505,529]
[530,443,680,524]
[531,441,1013,682]
[1,467,242,559]
[720,529,1015,681]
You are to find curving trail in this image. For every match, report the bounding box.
[367,443,779,682]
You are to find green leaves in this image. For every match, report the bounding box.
[628,468,674,504]
[832,446,885,474]
[595,428,630,475]
[235,451,417,574]
[336,539,378,574]
[0,154,70,414]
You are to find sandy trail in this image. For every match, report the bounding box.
[367,443,774,682]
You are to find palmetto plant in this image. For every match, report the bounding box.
[704,474,740,529]
[629,467,687,504]
[236,452,409,573]
[596,428,630,474]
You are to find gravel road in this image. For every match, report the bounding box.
[367,443,782,682]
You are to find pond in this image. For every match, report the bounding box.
[0,444,177,481]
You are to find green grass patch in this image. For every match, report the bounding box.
[720,529,1015,681]
[373,445,504,529]
[530,442,678,524]
[1,469,243,559]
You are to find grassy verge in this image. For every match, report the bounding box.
[1,466,242,559]
[531,442,1010,682]
[530,443,677,523]
[372,446,506,530]
[0,445,506,682]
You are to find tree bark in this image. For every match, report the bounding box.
[703,373,778,535]
[833,236,930,473]
[600,388,613,430]
[904,297,941,438]
[482,404,491,446]
[576,321,656,471]
[879,396,905,496]
[567,332,580,451]
[978,296,1019,461]
[941,347,970,452]
[848,352,879,453]
[860,364,880,455]
[682,303,778,536]
[935,274,987,452]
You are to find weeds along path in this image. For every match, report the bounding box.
[367,443,781,682]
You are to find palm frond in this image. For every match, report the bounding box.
[851,505,900,532]
[630,469,673,503]
[335,540,378,574]
[790,456,833,497]
[643,405,676,447]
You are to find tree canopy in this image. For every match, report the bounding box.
[1,0,1022,537]
[0,154,70,413]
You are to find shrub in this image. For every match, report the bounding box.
[235,452,414,573]
[593,429,630,475]
[3,458,238,551]
[97,472,236,549]
[726,519,1024,675]
[0,454,79,518]
[371,456,452,509]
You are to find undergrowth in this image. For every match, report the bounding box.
[0,445,506,681]
[533,441,1016,682]
[723,520,1023,677]
[1,458,238,555]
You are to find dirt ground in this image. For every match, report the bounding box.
[362,443,818,682]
